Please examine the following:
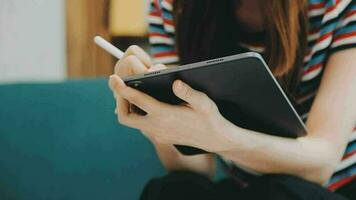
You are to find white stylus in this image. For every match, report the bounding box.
[94,36,124,59]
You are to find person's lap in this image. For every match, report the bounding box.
[140,171,351,200]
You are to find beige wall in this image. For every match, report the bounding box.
[0,0,66,83]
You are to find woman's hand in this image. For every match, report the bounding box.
[114,45,167,79]
[112,45,166,140]
[109,75,232,152]
[110,47,217,177]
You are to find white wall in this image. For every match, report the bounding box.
[0,0,66,83]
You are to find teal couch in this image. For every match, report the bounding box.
[0,79,166,200]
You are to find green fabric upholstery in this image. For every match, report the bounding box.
[0,79,165,200]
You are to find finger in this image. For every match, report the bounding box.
[147,64,167,72]
[110,77,130,115]
[122,45,152,67]
[172,80,214,111]
[117,96,130,116]
[113,91,148,129]
[110,74,165,113]
[115,55,148,76]
[110,74,149,115]
[117,109,146,129]
[109,77,116,95]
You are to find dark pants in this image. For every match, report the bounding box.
[140,171,352,200]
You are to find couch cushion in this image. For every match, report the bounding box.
[0,79,165,200]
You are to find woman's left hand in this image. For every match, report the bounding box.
[109,74,232,152]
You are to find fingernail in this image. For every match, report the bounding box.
[110,75,125,89]
[109,75,116,89]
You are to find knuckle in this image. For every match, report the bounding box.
[115,59,132,76]
[200,98,216,114]
[126,55,138,64]
[127,45,140,54]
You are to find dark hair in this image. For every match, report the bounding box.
[173,0,309,95]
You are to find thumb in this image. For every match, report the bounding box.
[173,80,209,110]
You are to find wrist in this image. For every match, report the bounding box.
[208,116,242,153]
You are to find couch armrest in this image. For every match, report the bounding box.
[0,79,165,200]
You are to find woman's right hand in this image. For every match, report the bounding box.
[111,45,166,140]
[110,45,215,177]
[114,45,164,78]
[113,45,166,115]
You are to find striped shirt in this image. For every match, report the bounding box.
[148,0,356,191]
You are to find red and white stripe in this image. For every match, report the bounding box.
[153,51,179,64]
[333,132,356,171]
[328,174,356,191]
[335,153,356,172]
[336,10,356,28]
[163,23,175,33]
[331,32,356,48]
[302,32,335,81]
[149,33,175,45]
[323,0,352,23]
[312,32,334,55]
[304,31,333,63]
[148,14,164,25]
[308,30,321,42]
[302,63,323,81]
[162,0,173,11]
[309,2,327,17]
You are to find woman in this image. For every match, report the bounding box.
[109,0,356,199]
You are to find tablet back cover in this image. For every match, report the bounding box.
[125,54,307,154]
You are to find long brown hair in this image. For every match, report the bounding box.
[173,0,309,95]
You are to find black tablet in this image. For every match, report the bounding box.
[123,52,307,155]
